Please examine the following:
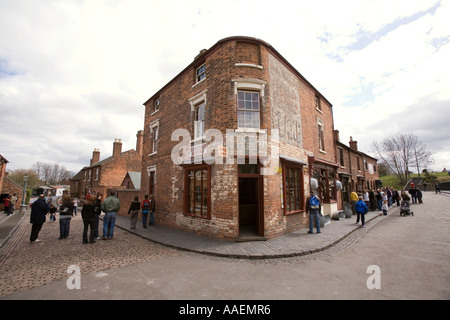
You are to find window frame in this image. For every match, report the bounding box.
[318,121,325,152]
[183,164,211,219]
[196,63,206,83]
[194,102,205,139]
[282,161,304,215]
[237,90,261,129]
[154,98,160,113]
[315,95,322,111]
[149,119,160,156]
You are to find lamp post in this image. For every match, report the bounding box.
[20,175,28,213]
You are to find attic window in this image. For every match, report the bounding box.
[196,64,206,83]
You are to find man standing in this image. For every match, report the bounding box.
[30,194,49,243]
[101,191,120,240]
[306,190,321,234]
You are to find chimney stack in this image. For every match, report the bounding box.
[113,138,122,158]
[349,136,358,151]
[136,130,144,156]
[90,148,100,165]
[334,130,340,142]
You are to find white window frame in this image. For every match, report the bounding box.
[317,120,325,152]
[149,119,160,156]
[189,90,207,141]
[154,98,160,113]
[196,64,206,83]
[233,79,266,130]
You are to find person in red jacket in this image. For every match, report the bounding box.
[141,195,150,228]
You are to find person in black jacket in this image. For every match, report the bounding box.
[58,195,74,240]
[30,194,49,243]
[81,197,96,244]
[128,196,140,230]
[93,193,103,239]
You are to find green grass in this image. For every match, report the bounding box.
[379,171,450,190]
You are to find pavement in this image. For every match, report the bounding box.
[111,208,394,259]
[0,206,396,259]
[0,209,27,249]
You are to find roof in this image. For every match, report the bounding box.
[336,140,378,161]
[143,36,332,107]
[70,149,137,181]
[125,172,141,189]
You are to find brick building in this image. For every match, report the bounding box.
[139,36,346,240]
[140,37,339,240]
[0,155,24,212]
[335,130,380,206]
[70,133,143,205]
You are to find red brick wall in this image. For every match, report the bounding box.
[141,37,338,240]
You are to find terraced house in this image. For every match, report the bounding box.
[140,36,347,240]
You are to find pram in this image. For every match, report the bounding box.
[400,200,414,216]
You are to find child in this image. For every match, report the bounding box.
[49,204,57,222]
[382,199,389,216]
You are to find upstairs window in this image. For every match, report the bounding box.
[339,147,344,167]
[154,98,160,113]
[194,102,205,139]
[318,122,325,151]
[237,90,260,129]
[149,120,160,155]
[196,64,206,83]
[315,95,322,111]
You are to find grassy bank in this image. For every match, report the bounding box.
[378,171,450,190]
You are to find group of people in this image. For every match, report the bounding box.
[29,193,105,244]
[2,193,18,216]
[305,183,427,234]
[29,191,157,244]
[127,194,156,230]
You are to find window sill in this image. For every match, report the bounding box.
[192,78,206,88]
[284,210,304,216]
[148,152,157,157]
[235,128,266,134]
[235,63,263,70]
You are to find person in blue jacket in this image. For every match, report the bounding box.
[355,196,369,228]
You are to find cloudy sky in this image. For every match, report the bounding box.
[1,0,449,175]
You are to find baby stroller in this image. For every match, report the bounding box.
[400,200,414,216]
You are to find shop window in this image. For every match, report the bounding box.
[184,165,211,219]
[282,163,304,214]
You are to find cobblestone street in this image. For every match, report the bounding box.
[0,214,181,297]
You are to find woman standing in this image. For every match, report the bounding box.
[58,195,74,239]
[128,196,140,230]
[93,194,103,239]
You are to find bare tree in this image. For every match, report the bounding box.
[31,161,73,185]
[372,132,433,186]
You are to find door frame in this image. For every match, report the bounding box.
[237,163,264,237]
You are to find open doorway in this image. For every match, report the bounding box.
[238,164,264,240]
